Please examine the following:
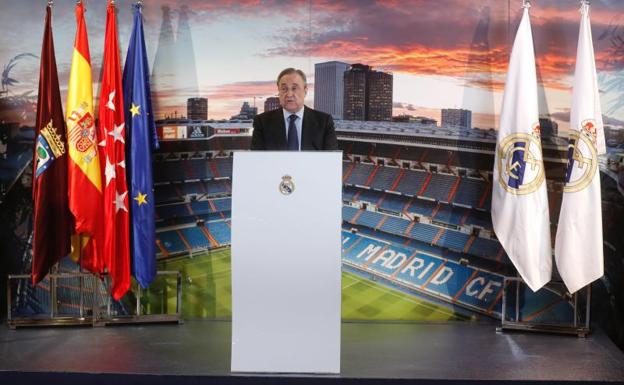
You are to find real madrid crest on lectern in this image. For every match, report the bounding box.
[497,122,545,195]
[279,175,295,195]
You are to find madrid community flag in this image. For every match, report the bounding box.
[123,3,160,289]
[99,0,130,300]
[555,2,605,294]
[491,4,552,292]
[32,4,72,284]
[66,0,103,273]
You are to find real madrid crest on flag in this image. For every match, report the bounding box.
[497,122,545,194]
[555,1,605,294]
[491,2,552,292]
[279,175,295,195]
[562,119,598,193]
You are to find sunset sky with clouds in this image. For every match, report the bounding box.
[1,0,624,131]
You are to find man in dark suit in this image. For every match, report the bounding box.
[251,68,339,151]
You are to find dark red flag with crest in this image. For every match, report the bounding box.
[32,4,72,284]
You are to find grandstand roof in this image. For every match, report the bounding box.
[335,120,497,141]
[336,120,568,151]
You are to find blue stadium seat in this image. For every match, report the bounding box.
[436,230,470,251]
[214,158,233,178]
[190,200,212,215]
[379,215,410,234]
[177,181,205,196]
[378,193,406,214]
[212,198,231,212]
[454,177,487,208]
[345,162,375,186]
[433,204,465,226]
[342,206,359,222]
[405,198,436,217]
[394,169,427,196]
[423,173,456,202]
[370,166,399,190]
[468,237,501,260]
[343,186,357,202]
[208,221,231,245]
[156,203,190,220]
[180,227,210,250]
[407,222,439,244]
[355,188,382,204]
[157,231,187,253]
[355,210,384,228]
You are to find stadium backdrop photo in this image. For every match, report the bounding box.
[0,0,623,354]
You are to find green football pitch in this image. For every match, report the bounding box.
[148,248,467,321]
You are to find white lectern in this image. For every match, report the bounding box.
[230,151,342,374]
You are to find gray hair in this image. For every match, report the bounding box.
[277,68,307,86]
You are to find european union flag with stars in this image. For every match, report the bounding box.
[123,3,160,288]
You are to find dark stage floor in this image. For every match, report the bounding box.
[0,320,623,385]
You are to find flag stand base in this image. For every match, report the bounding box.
[7,270,183,329]
[93,270,184,327]
[496,277,591,337]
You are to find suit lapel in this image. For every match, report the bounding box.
[301,106,317,150]
[273,108,287,150]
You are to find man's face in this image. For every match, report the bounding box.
[278,72,307,113]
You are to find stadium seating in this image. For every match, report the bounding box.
[345,162,375,186]
[213,198,231,212]
[468,237,502,260]
[343,186,356,202]
[154,184,181,203]
[157,231,187,254]
[422,173,456,202]
[454,177,487,208]
[406,222,439,244]
[214,157,232,178]
[394,169,428,196]
[156,203,190,221]
[370,166,400,190]
[190,200,212,216]
[378,193,406,213]
[342,206,359,222]
[208,221,231,245]
[180,227,211,250]
[379,215,410,234]
[436,230,470,251]
[355,188,382,204]
[433,204,465,226]
[355,209,384,228]
[179,181,205,195]
[464,210,492,230]
[405,198,436,217]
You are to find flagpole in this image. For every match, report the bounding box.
[79,234,84,318]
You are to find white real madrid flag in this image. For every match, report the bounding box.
[491,4,552,292]
[555,2,605,294]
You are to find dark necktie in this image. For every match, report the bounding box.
[287,114,299,151]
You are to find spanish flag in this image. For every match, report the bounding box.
[66,1,103,273]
